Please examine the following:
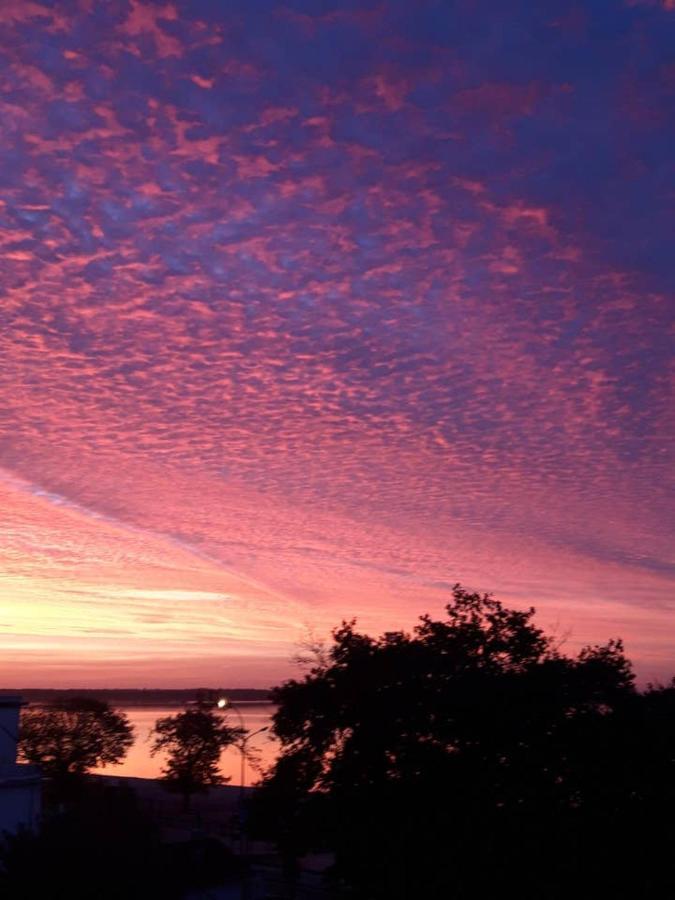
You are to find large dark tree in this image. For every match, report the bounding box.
[151,705,242,809]
[19,697,133,794]
[254,586,675,899]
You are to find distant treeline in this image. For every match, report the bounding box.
[9,688,273,706]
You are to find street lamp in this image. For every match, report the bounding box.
[217,697,269,894]
[217,697,268,791]
[216,699,269,780]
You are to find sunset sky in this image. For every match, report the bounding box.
[0,0,673,688]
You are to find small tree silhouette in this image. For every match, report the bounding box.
[151,705,243,810]
[19,697,133,798]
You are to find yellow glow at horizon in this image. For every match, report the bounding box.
[0,472,303,681]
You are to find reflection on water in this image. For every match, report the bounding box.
[93,704,278,786]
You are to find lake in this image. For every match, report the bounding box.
[93,703,278,786]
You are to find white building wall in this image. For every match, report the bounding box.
[0,697,20,764]
[0,775,41,834]
[0,696,42,836]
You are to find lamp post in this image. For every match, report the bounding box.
[217,698,269,899]
[217,697,246,791]
[216,699,269,793]
[238,725,269,792]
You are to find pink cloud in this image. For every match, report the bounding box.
[0,0,672,688]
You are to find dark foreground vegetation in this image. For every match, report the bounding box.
[4,585,675,898]
[3,699,245,898]
[0,780,240,899]
[252,586,675,899]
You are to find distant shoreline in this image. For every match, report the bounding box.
[92,773,256,795]
[4,688,274,706]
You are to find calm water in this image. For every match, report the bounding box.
[93,704,278,786]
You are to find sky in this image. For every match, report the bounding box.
[0,0,673,688]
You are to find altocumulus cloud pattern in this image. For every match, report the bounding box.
[0,0,673,686]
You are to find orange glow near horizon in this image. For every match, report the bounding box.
[2,460,674,688]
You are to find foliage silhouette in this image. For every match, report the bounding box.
[151,704,243,809]
[253,585,675,899]
[19,697,133,797]
[0,780,239,899]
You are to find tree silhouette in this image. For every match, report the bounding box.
[253,585,675,899]
[151,705,242,810]
[19,697,133,797]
